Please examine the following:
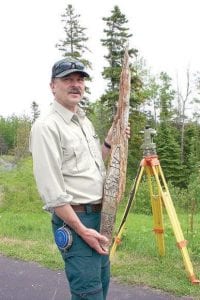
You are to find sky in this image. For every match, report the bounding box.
[0,0,200,117]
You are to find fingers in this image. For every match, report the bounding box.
[96,234,110,254]
[125,126,131,139]
[98,233,109,244]
[82,229,110,255]
[96,244,109,255]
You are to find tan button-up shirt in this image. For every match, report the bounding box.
[29,101,106,212]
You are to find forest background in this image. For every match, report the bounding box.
[1,4,200,210]
[0,4,200,296]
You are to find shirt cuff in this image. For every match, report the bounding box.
[43,194,73,212]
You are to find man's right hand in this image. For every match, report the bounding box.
[80,228,109,255]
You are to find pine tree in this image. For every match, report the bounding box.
[56,4,91,68]
[31,101,40,123]
[100,5,138,118]
[56,4,92,106]
[156,72,184,187]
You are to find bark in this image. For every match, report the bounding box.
[100,48,131,249]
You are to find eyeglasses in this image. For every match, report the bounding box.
[53,61,85,77]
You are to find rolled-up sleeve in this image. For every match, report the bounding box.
[29,121,73,211]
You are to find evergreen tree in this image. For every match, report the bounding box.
[156,72,184,187]
[156,123,184,187]
[187,123,200,173]
[31,101,40,123]
[56,4,92,106]
[100,5,139,118]
[187,124,200,214]
[94,6,150,182]
[158,72,175,122]
[56,4,91,68]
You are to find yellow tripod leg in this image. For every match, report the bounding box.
[110,165,145,260]
[152,164,200,284]
[146,166,165,256]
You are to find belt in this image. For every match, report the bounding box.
[71,203,102,213]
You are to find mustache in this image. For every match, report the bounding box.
[68,88,81,95]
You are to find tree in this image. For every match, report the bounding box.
[0,135,8,155]
[156,72,185,187]
[175,69,192,164]
[100,5,138,118]
[158,72,175,122]
[14,116,31,162]
[56,4,91,68]
[0,115,19,151]
[31,101,40,123]
[56,4,92,105]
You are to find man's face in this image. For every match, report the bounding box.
[50,72,85,111]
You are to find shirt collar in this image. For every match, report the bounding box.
[52,100,86,124]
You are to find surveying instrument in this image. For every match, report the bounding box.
[110,125,200,284]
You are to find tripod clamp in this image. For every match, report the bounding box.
[140,125,157,156]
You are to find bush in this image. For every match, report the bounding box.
[122,176,191,215]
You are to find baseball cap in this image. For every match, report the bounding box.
[51,57,90,79]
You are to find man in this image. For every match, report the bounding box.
[30,57,129,300]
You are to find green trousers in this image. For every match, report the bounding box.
[52,209,110,300]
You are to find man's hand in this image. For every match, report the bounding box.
[105,123,131,146]
[80,228,109,255]
[102,123,131,160]
[125,124,131,139]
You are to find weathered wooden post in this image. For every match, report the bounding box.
[100,47,131,250]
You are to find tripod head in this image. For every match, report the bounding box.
[140,125,157,156]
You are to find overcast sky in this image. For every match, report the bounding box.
[0,0,200,117]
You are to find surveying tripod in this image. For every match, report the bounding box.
[110,125,200,284]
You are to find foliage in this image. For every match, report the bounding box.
[56,4,91,67]
[0,115,31,158]
[100,5,139,120]
[123,111,147,182]
[122,175,193,216]
[87,101,111,142]
[55,3,91,104]
[30,101,40,123]
[153,73,185,187]
[0,115,19,151]
[188,172,200,212]
[0,135,8,155]
[13,116,31,162]
[156,123,184,187]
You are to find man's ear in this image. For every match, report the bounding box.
[50,80,56,95]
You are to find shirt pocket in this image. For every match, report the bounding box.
[62,145,77,174]
[62,140,90,174]
[74,144,90,173]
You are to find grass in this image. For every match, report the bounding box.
[0,156,200,298]
[111,212,200,297]
[0,211,63,269]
